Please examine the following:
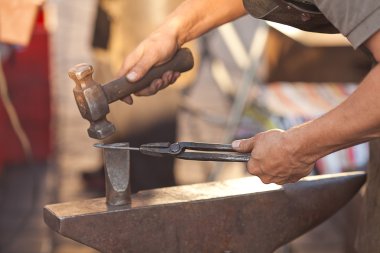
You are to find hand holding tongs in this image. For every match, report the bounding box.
[95,142,251,162]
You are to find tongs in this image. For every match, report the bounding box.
[95,142,251,162]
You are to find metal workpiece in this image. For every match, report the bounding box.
[97,143,131,206]
[44,171,366,253]
[68,48,194,140]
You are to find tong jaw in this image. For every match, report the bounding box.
[139,142,184,157]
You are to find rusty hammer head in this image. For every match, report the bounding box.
[68,63,115,139]
[68,48,194,139]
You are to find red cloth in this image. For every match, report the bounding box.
[0,10,51,169]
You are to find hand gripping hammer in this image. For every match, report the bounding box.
[68,48,194,139]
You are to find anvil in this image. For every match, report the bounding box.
[44,171,365,253]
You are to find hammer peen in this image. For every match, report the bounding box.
[68,48,194,139]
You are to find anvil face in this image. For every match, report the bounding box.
[44,172,365,253]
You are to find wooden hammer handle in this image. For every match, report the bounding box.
[103,48,194,103]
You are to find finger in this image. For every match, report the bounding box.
[171,72,181,83]
[273,177,291,185]
[121,95,134,105]
[246,159,261,176]
[277,171,307,184]
[259,175,274,184]
[162,71,174,85]
[126,58,154,82]
[261,170,289,184]
[126,47,166,82]
[251,164,274,184]
[260,173,290,184]
[123,49,157,82]
[247,161,288,185]
[134,79,163,96]
[118,49,143,77]
[232,137,255,152]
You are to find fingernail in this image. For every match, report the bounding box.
[232,140,241,149]
[127,71,137,82]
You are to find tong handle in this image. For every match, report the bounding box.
[175,142,251,162]
[176,152,251,162]
[178,142,236,151]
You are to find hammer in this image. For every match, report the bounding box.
[68,48,194,139]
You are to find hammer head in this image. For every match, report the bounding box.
[68,63,115,139]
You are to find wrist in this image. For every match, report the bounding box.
[284,123,324,166]
[158,18,185,47]
[159,2,196,47]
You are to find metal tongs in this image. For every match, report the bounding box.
[95,142,251,162]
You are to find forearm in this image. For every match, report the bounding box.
[288,64,380,163]
[233,64,380,184]
[159,0,247,46]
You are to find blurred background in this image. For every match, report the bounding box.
[0,0,373,252]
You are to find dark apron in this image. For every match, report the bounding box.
[243,0,338,33]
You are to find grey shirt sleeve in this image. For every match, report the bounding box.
[313,0,380,48]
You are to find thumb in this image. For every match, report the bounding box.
[118,46,158,81]
[125,54,157,82]
[232,138,255,152]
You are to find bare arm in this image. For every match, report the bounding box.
[164,0,247,46]
[290,32,380,161]
[233,30,380,184]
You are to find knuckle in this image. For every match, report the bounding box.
[247,166,255,175]
[246,161,257,175]
[240,138,254,151]
[260,177,272,184]
[148,85,159,95]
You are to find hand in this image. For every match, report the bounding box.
[232,129,315,185]
[118,29,182,104]
[117,0,248,105]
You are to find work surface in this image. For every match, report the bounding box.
[44,172,365,253]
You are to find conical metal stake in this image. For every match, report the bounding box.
[99,143,132,206]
